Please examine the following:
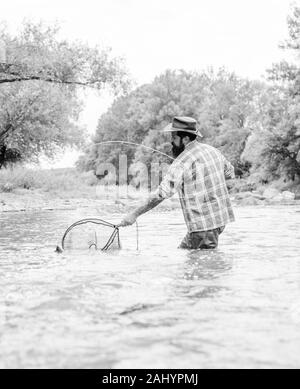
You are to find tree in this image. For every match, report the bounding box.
[197,70,265,177]
[242,5,300,184]
[267,5,300,96]
[0,21,130,167]
[0,21,130,91]
[0,81,84,168]
[78,70,211,175]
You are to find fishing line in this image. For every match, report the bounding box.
[92,140,175,161]
[55,141,169,253]
[136,220,139,251]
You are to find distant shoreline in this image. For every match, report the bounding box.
[1,166,299,213]
[1,188,299,214]
[0,187,181,214]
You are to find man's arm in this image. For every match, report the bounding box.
[118,160,185,227]
[118,192,164,226]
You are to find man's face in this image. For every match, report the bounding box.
[171,132,185,158]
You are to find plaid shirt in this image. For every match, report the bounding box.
[155,140,235,232]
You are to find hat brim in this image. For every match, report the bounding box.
[163,123,203,138]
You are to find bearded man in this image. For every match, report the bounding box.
[118,116,235,250]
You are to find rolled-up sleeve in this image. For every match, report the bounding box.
[223,158,235,179]
[154,160,185,199]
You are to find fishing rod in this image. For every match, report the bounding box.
[92,140,175,161]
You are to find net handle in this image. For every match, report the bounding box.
[102,227,120,250]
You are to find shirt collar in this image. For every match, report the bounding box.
[184,139,198,151]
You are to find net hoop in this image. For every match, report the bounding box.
[60,218,120,251]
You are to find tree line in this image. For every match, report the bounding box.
[78,5,300,188]
[0,6,299,190]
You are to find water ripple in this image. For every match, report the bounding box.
[1,206,300,368]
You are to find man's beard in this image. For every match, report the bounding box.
[172,140,185,158]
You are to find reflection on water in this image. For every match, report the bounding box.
[0,206,300,368]
[183,250,233,280]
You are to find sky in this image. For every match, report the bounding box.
[0,0,297,167]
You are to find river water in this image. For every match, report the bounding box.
[0,205,299,368]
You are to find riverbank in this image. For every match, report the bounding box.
[1,186,300,214]
[2,205,300,368]
[0,187,182,213]
[1,167,300,213]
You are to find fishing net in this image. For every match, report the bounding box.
[56,218,121,252]
[55,218,139,252]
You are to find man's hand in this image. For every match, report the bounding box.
[117,192,164,227]
[118,213,137,227]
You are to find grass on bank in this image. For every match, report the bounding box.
[0,167,299,199]
[0,167,152,201]
[0,167,98,197]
